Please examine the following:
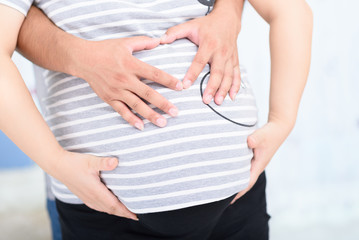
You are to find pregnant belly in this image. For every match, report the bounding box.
[45,39,258,213]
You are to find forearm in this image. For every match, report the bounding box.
[212,0,244,33]
[268,3,313,128]
[0,55,64,174]
[17,6,82,76]
[0,5,63,175]
[250,0,313,129]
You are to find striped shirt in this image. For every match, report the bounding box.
[3,0,258,213]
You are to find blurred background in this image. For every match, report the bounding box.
[1,0,358,239]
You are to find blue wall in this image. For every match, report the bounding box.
[0,130,33,168]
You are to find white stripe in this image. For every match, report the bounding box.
[59,107,256,143]
[107,131,249,156]
[47,0,184,17]
[67,16,192,34]
[44,71,62,86]
[45,77,202,108]
[45,103,108,121]
[51,187,77,199]
[55,115,254,142]
[140,52,196,62]
[52,166,249,191]
[91,30,166,41]
[58,4,202,28]
[46,93,96,109]
[40,0,60,9]
[120,175,250,202]
[44,61,195,100]
[56,105,256,132]
[51,179,67,190]
[103,156,251,179]
[44,83,89,100]
[107,168,249,190]
[47,92,253,123]
[51,181,249,213]
[104,144,250,167]
[51,112,117,130]
[47,76,78,93]
[141,42,195,51]
[19,0,30,7]
[47,96,200,121]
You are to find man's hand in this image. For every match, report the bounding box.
[53,150,138,220]
[71,36,183,130]
[160,0,244,105]
[17,7,183,130]
[230,120,294,204]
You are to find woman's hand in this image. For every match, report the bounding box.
[160,0,244,104]
[71,36,183,130]
[51,150,138,220]
[230,120,294,204]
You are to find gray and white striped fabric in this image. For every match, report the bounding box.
[3,0,258,213]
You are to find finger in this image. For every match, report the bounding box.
[110,100,144,130]
[90,180,138,220]
[120,90,170,128]
[229,65,241,101]
[160,21,193,44]
[232,44,239,68]
[203,55,226,104]
[124,36,160,52]
[214,60,233,105]
[247,128,265,149]
[89,156,118,172]
[229,50,241,101]
[230,173,256,205]
[183,45,212,89]
[230,189,248,205]
[134,59,183,91]
[127,81,179,119]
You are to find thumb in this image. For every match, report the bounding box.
[160,22,194,44]
[94,157,119,171]
[247,129,265,149]
[125,36,160,52]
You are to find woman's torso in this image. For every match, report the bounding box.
[35,0,258,213]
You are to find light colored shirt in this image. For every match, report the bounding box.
[2,0,258,214]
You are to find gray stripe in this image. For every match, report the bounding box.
[9,0,259,213]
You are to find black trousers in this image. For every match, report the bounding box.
[56,172,270,240]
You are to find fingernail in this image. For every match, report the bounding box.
[108,158,117,167]
[234,91,238,101]
[204,94,213,104]
[216,96,224,105]
[169,107,178,117]
[134,122,144,131]
[160,34,167,42]
[156,118,167,127]
[183,79,192,89]
[176,81,183,90]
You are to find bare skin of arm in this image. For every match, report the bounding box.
[17,0,245,129]
[232,0,313,203]
[0,5,137,220]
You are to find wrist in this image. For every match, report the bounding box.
[66,36,91,79]
[211,0,242,34]
[44,147,69,180]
